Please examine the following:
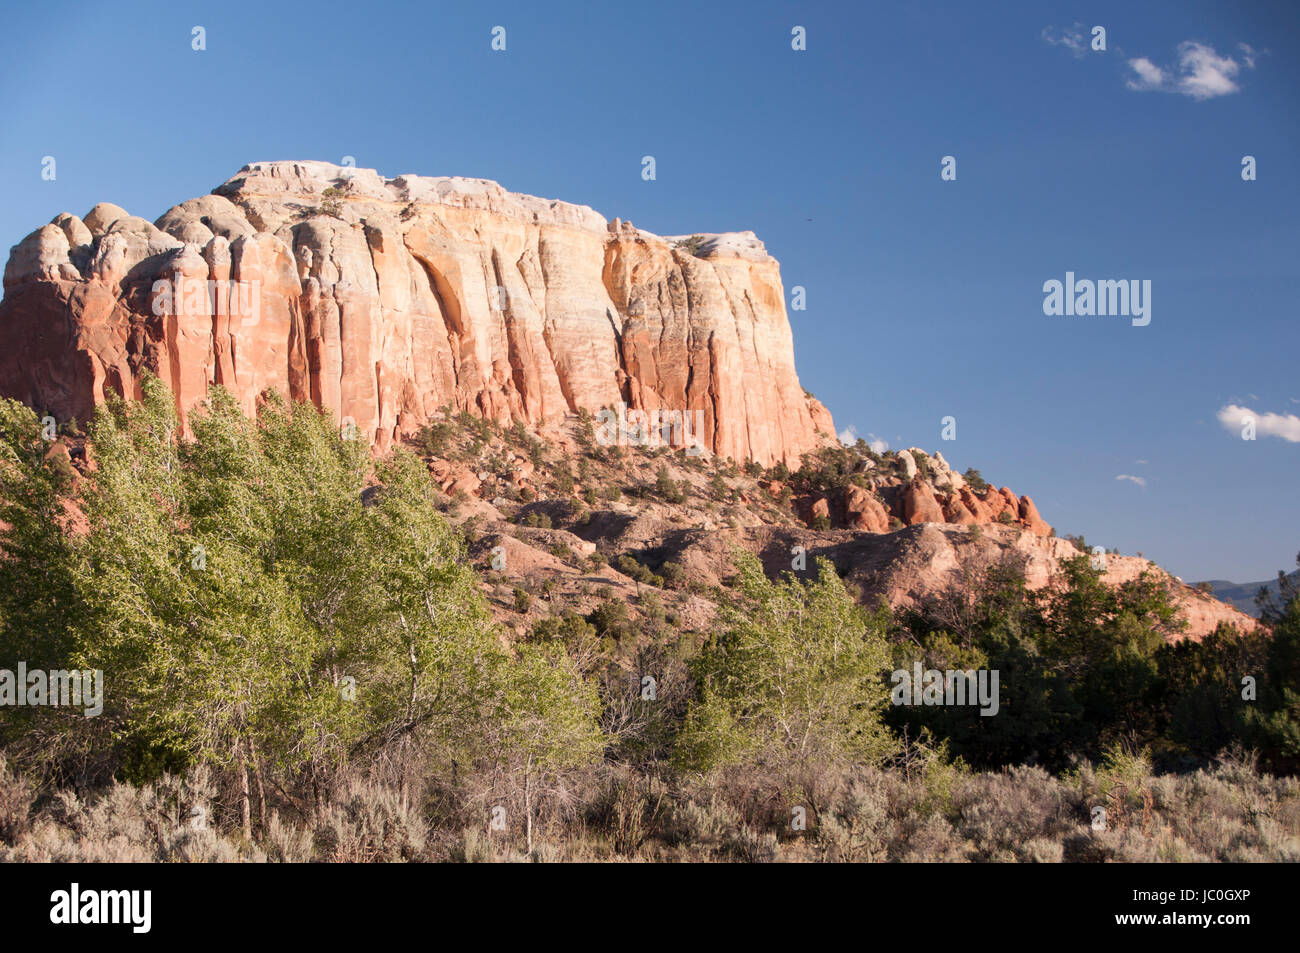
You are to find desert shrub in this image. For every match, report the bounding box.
[953,766,1074,862]
[263,811,314,862]
[588,771,669,856]
[532,612,599,655]
[911,453,931,482]
[416,420,455,456]
[673,235,711,258]
[655,465,686,504]
[319,186,345,218]
[0,755,33,844]
[589,599,633,641]
[0,767,262,863]
[722,825,780,862]
[448,827,498,863]
[616,554,664,588]
[0,747,1294,861]
[816,771,895,862]
[312,780,427,862]
[660,795,743,852]
[513,587,532,613]
[659,561,687,590]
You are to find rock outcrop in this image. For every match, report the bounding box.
[901,479,945,526]
[1018,495,1052,536]
[0,161,835,466]
[844,484,890,533]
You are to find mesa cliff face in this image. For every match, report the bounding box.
[0,160,834,466]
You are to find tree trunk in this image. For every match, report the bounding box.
[313,773,326,825]
[236,737,252,841]
[248,735,267,836]
[399,740,410,813]
[524,764,534,857]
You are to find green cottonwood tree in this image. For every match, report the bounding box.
[0,399,93,776]
[675,552,897,773]
[479,642,603,855]
[1,376,605,840]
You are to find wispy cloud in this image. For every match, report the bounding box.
[1217,404,1300,442]
[1126,57,1166,90]
[1116,474,1147,488]
[1042,23,1088,58]
[1126,41,1258,99]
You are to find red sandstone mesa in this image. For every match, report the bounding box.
[0,161,834,467]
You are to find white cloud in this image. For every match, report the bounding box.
[1042,24,1087,57]
[1177,42,1244,98]
[1125,57,1166,91]
[1217,404,1300,442]
[838,425,890,454]
[1116,474,1147,488]
[1126,41,1257,100]
[1135,459,1149,465]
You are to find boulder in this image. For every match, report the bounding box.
[901,479,945,525]
[844,484,889,532]
[960,486,993,522]
[943,494,978,524]
[1018,494,1052,536]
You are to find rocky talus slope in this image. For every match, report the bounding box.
[366,416,1255,644]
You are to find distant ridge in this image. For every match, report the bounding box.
[1202,571,1299,617]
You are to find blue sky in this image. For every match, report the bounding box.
[1,0,1296,581]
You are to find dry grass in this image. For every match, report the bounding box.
[2,750,1295,863]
